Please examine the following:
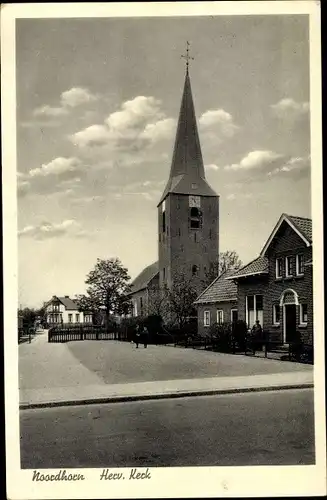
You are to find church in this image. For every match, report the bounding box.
[129,47,219,318]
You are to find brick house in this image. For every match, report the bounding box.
[45,295,93,325]
[129,262,159,317]
[226,214,313,346]
[194,269,238,335]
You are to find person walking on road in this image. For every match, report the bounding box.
[135,325,141,349]
[142,326,149,348]
[251,319,263,355]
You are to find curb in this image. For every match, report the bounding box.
[19,382,313,410]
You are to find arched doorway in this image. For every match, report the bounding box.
[279,289,299,343]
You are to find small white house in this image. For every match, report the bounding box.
[45,295,92,325]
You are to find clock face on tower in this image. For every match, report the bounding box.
[189,195,201,208]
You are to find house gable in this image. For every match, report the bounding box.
[260,214,311,256]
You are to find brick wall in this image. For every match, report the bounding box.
[158,193,219,295]
[237,222,313,345]
[197,301,238,336]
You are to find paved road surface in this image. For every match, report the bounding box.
[20,388,314,468]
[66,341,312,384]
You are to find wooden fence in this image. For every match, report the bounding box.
[174,331,313,364]
[48,324,128,343]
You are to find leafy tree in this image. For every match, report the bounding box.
[203,250,243,286]
[18,306,46,329]
[84,258,131,331]
[164,272,198,330]
[75,294,103,325]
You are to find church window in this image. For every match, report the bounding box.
[191,219,200,229]
[209,229,212,239]
[140,297,143,316]
[189,206,202,230]
[162,210,166,233]
[178,228,181,236]
[192,264,198,276]
[163,267,166,280]
[194,233,197,242]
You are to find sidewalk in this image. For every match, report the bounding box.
[19,331,313,409]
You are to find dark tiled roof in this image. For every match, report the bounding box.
[57,296,79,310]
[287,215,312,243]
[194,269,238,304]
[130,261,159,294]
[226,256,269,280]
[158,72,217,204]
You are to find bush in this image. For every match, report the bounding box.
[209,322,233,352]
[232,320,248,351]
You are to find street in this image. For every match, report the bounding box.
[20,388,314,468]
[65,341,313,385]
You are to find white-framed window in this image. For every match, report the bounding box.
[276,258,283,278]
[273,304,280,325]
[133,300,138,317]
[299,303,308,326]
[68,314,73,323]
[285,256,293,277]
[296,254,304,276]
[204,310,210,327]
[246,295,263,329]
[75,313,80,323]
[217,309,224,324]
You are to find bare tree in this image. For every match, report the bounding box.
[147,284,168,318]
[164,272,198,330]
[203,250,243,286]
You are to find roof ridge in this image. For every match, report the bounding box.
[286,214,312,221]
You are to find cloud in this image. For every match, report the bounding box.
[18,219,87,240]
[267,155,310,177]
[17,180,31,198]
[70,96,175,151]
[106,96,162,131]
[270,98,309,120]
[17,157,85,198]
[31,87,98,120]
[70,125,110,148]
[33,105,68,118]
[205,163,220,171]
[61,87,98,108]
[141,118,176,142]
[29,157,82,179]
[71,195,105,204]
[199,109,239,138]
[226,192,253,201]
[224,150,283,171]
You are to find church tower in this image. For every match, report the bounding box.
[158,44,219,294]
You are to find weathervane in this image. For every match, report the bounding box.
[181,41,194,73]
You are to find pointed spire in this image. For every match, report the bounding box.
[169,70,205,179]
[159,47,217,205]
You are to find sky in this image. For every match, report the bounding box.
[16,15,311,308]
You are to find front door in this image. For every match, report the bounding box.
[284,304,297,343]
[231,309,238,323]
